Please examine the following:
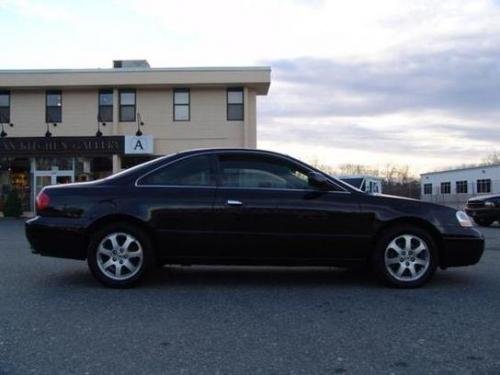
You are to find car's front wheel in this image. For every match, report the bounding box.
[373,226,438,288]
[87,223,153,288]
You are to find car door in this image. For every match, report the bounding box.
[211,152,296,260]
[212,152,370,261]
[135,154,217,258]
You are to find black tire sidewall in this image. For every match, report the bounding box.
[473,217,493,227]
[373,225,438,288]
[87,223,153,288]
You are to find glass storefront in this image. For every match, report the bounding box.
[0,158,31,211]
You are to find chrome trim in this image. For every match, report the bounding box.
[227,200,243,206]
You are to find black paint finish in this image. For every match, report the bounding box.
[26,149,484,269]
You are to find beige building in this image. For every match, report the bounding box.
[0,60,271,211]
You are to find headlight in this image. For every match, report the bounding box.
[456,210,473,227]
[485,201,495,207]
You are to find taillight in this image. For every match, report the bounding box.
[36,191,51,212]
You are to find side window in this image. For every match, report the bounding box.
[227,88,244,121]
[119,89,136,122]
[173,88,190,121]
[217,154,312,190]
[140,155,215,186]
[46,90,62,123]
[477,179,491,193]
[440,182,451,194]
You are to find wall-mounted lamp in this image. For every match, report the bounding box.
[136,113,145,136]
[96,114,107,137]
[45,122,57,138]
[0,123,13,138]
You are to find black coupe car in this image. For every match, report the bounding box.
[26,148,484,288]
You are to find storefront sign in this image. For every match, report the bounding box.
[0,136,125,156]
[124,135,154,155]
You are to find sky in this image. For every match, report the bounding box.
[0,0,499,174]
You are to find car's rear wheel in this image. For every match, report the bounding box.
[473,217,494,227]
[87,223,153,288]
[373,226,438,288]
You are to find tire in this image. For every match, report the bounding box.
[87,222,153,288]
[372,225,438,288]
[473,217,494,227]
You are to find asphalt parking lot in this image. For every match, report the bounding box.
[1,219,500,374]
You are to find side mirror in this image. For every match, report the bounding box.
[308,172,332,190]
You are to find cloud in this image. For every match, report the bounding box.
[257,36,500,172]
[264,46,500,118]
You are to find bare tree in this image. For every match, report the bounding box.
[482,151,500,165]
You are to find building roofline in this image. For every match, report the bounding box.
[420,164,500,176]
[0,66,271,74]
[0,65,272,94]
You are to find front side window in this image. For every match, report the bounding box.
[140,155,215,186]
[218,154,314,190]
[456,180,468,194]
[46,90,62,123]
[477,179,491,193]
[440,182,451,194]
[98,89,113,122]
[0,90,10,123]
[119,89,136,122]
[227,88,244,121]
[174,88,190,121]
[423,183,432,195]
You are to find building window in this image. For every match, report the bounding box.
[456,180,468,194]
[227,87,244,121]
[98,89,113,122]
[423,183,432,195]
[119,89,136,122]
[440,182,451,194]
[46,90,62,123]
[173,88,190,121]
[477,179,491,193]
[0,90,10,123]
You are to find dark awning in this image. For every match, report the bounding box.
[0,136,125,156]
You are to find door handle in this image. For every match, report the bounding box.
[226,200,243,206]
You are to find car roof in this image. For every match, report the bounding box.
[177,148,295,159]
[106,147,358,192]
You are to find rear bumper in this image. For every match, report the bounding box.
[440,230,484,268]
[25,216,88,260]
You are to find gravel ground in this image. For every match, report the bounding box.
[0,218,499,374]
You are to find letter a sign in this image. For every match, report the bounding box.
[134,139,144,151]
[125,135,153,154]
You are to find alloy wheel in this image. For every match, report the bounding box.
[384,234,430,282]
[96,232,144,281]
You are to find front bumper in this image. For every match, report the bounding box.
[464,207,499,220]
[440,228,484,268]
[25,216,88,260]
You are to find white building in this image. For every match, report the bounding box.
[420,164,500,208]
